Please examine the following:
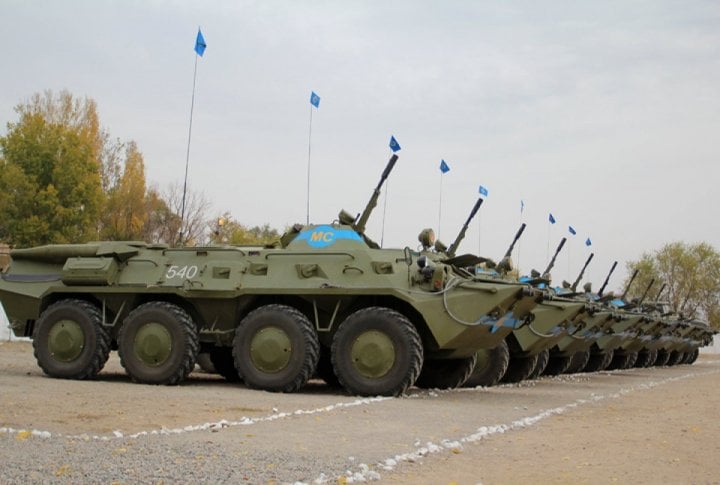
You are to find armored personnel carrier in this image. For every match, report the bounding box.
[0,154,543,397]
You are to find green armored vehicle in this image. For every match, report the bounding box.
[0,154,542,397]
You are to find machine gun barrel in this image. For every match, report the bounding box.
[353,154,398,235]
[598,261,617,297]
[638,278,655,305]
[542,237,567,276]
[447,197,484,257]
[621,269,639,301]
[571,252,594,291]
[655,283,667,301]
[503,223,527,259]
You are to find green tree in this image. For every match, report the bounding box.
[0,91,104,246]
[101,141,150,240]
[209,213,281,246]
[624,242,720,329]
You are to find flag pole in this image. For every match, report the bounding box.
[518,200,524,276]
[381,180,389,248]
[438,172,443,240]
[180,47,199,246]
[306,103,313,225]
[180,28,205,246]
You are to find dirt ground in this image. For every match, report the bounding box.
[1,340,719,484]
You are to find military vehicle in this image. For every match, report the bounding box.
[0,154,544,397]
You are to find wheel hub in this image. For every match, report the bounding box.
[250,326,292,373]
[350,330,395,378]
[133,322,172,367]
[48,319,85,362]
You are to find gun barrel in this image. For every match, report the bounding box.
[448,197,484,257]
[354,154,399,234]
[655,283,667,301]
[621,269,639,301]
[543,237,567,275]
[503,223,527,259]
[638,278,655,305]
[598,261,618,297]
[571,252,594,291]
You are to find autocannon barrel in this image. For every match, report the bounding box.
[503,223,527,259]
[448,197,484,257]
[571,252,594,291]
[353,154,399,235]
[598,261,618,297]
[542,237,567,276]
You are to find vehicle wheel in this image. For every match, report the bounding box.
[543,353,573,376]
[233,304,319,393]
[210,347,241,382]
[465,340,510,387]
[33,299,111,380]
[644,348,658,367]
[118,301,199,385]
[634,349,654,368]
[685,348,700,364]
[654,349,672,366]
[501,353,540,383]
[331,307,423,396]
[527,349,550,379]
[583,349,614,372]
[315,345,341,388]
[196,353,216,373]
[666,350,684,366]
[564,350,591,374]
[624,351,639,368]
[606,350,634,370]
[415,355,477,389]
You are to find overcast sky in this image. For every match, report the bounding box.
[2,0,719,291]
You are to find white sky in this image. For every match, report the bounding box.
[2,0,719,291]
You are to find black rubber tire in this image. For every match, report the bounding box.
[666,350,684,366]
[564,350,591,374]
[118,301,199,385]
[501,353,540,383]
[209,347,241,382]
[527,349,550,380]
[331,307,423,397]
[233,304,319,393]
[315,345,341,388]
[654,349,672,366]
[543,353,573,376]
[634,349,655,368]
[415,355,477,389]
[465,340,510,387]
[685,348,700,364]
[33,299,111,380]
[606,350,636,370]
[583,349,614,372]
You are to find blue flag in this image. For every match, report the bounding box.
[585,237,592,247]
[389,136,401,152]
[479,185,489,197]
[439,160,450,173]
[549,213,556,224]
[310,91,321,108]
[569,226,577,235]
[194,29,207,57]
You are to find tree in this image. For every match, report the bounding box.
[624,242,720,329]
[161,183,211,246]
[208,214,282,246]
[0,91,104,246]
[100,142,150,240]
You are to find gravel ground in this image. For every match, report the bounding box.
[1,341,719,484]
